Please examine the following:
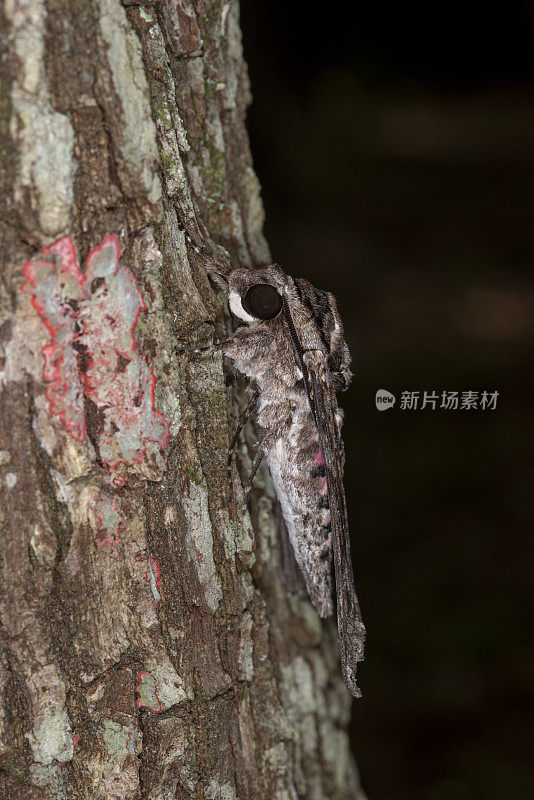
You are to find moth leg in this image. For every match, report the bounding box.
[176,338,235,356]
[227,385,259,481]
[242,441,265,512]
[177,326,267,357]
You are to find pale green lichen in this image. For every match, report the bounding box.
[159,206,209,327]
[6,0,75,236]
[319,719,356,795]
[182,465,202,486]
[98,0,161,203]
[142,16,190,198]
[144,653,188,708]
[102,719,139,760]
[139,7,153,23]
[181,477,222,612]
[280,656,317,719]
[29,764,68,799]
[205,779,238,800]
[25,665,72,765]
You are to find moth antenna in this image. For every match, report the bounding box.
[177,218,230,288]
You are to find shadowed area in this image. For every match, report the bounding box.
[241,3,534,798]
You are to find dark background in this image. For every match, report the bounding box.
[240,2,534,798]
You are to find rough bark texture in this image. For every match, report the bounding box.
[0,2,366,798]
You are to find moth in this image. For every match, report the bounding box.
[182,232,366,697]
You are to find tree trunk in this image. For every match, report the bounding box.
[0,1,366,798]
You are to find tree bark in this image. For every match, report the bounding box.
[0,1,366,798]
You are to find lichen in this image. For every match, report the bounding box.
[102,720,139,760]
[136,656,187,712]
[145,656,188,709]
[93,495,124,556]
[205,779,238,800]
[25,665,72,765]
[21,237,86,441]
[140,12,191,199]
[97,0,161,203]
[181,477,222,612]
[5,0,75,235]
[79,235,170,480]
[135,670,161,712]
[22,234,171,481]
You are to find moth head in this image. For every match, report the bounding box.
[227,269,284,325]
[205,261,230,291]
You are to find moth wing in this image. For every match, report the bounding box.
[306,362,366,697]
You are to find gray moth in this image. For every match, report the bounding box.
[182,232,366,697]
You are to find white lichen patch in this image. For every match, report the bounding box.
[205,779,237,800]
[25,664,72,765]
[98,0,161,203]
[263,743,299,800]
[144,654,188,709]
[139,7,153,23]
[4,472,17,489]
[136,671,160,711]
[218,509,255,566]
[29,524,58,568]
[2,285,54,387]
[6,0,75,236]
[29,763,68,799]
[181,479,222,613]
[280,656,317,719]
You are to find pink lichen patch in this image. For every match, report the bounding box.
[78,235,170,478]
[21,239,86,441]
[135,671,161,712]
[21,234,170,478]
[94,496,124,557]
[145,555,162,606]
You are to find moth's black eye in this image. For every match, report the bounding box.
[242,283,282,320]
